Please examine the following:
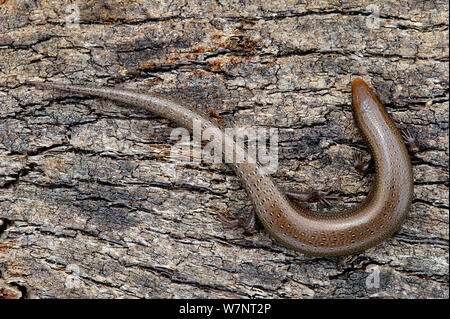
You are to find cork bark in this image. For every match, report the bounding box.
[0,0,448,298]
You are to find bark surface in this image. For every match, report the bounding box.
[0,0,448,298]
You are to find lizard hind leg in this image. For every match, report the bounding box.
[285,190,338,207]
[218,210,257,235]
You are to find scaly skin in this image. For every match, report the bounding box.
[26,78,414,256]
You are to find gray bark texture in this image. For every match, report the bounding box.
[0,0,448,299]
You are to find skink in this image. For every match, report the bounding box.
[26,78,414,256]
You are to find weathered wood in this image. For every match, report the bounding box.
[0,0,448,298]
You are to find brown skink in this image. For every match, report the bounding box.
[26,78,414,256]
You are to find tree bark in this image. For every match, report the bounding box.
[0,0,448,298]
